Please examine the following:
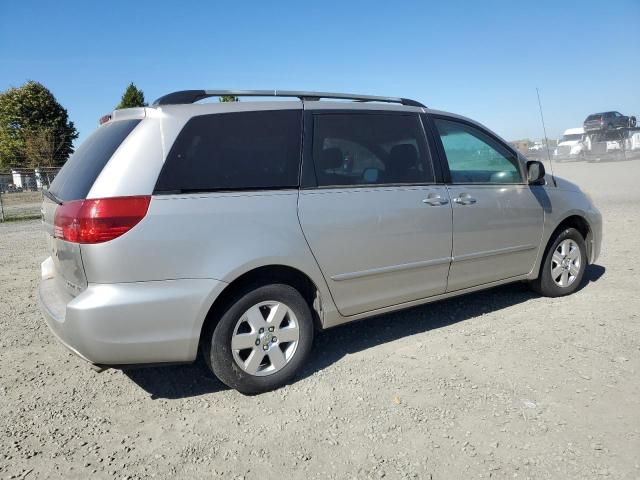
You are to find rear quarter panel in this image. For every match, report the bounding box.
[80,191,338,321]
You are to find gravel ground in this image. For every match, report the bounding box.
[1,160,639,479]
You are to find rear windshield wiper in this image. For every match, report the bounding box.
[43,189,63,205]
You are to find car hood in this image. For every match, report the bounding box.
[552,175,581,192]
[558,140,581,147]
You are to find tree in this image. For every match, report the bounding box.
[219,95,239,102]
[0,81,78,169]
[116,82,147,109]
[23,127,65,168]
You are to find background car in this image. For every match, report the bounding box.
[554,127,586,161]
[584,111,636,132]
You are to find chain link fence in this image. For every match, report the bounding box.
[0,167,62,222]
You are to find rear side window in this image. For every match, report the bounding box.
[49,119,141,201]
[155,110,302,193]
[312,113,434,187]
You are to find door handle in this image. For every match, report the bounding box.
[422,194,449,206]
[453,194,477,205]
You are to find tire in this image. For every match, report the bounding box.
[529,227,587,297]
[630,117,637,128]
[204,284,314,394]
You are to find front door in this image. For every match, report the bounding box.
[298,111,453,316]
[430,116,544,291]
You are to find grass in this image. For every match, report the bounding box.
[0,191,42,206]
[0,214,42,222]
[0,191,43,222]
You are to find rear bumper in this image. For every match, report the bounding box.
[38,259,225,366]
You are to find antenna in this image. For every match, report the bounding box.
[536,87,557,186]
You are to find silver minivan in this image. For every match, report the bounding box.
[39,90,602,394]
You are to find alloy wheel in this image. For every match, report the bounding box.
[231,301,300,377]
[551,239,582,288]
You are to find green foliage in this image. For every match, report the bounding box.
[219,95,239,102]
[116,83,147,109]
[0,81,78,169]
[23,127,60,168]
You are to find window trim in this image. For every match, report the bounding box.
[427,113,526,186]
[301,110,438,190]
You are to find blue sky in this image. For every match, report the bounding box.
[2,0,639,144]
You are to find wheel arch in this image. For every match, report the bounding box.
[533,213,593,279]
[197,264,325,355]
[554,213,590,238]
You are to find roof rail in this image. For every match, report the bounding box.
[151,90,426,108]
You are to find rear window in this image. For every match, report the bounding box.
[586,114,602,121]
[49,119,141,201]
[155,110,302,193]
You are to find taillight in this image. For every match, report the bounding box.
[53,196,151,244]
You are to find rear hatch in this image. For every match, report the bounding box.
[42,119,142,296]
[584,114,603,130]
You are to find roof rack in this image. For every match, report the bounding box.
[151,90,426,108]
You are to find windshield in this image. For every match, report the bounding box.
[562,134,583,142]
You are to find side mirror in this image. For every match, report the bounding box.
[527,160,546,185]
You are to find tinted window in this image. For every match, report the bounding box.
[586,114,601,121]
[155,110,301,192]
[49,119,141,201]
[433,118,522,184]
[312,114,433,187]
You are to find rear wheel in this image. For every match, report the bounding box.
[529,227,587,297]
[204,284,314,394]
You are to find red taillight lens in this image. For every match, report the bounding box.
[53,196,151,244]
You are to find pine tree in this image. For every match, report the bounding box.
[116,83,146,109]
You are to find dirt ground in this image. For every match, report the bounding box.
[1,159,638,479]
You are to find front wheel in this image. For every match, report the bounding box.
[529,228,587,297]
[204,284,314,394]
